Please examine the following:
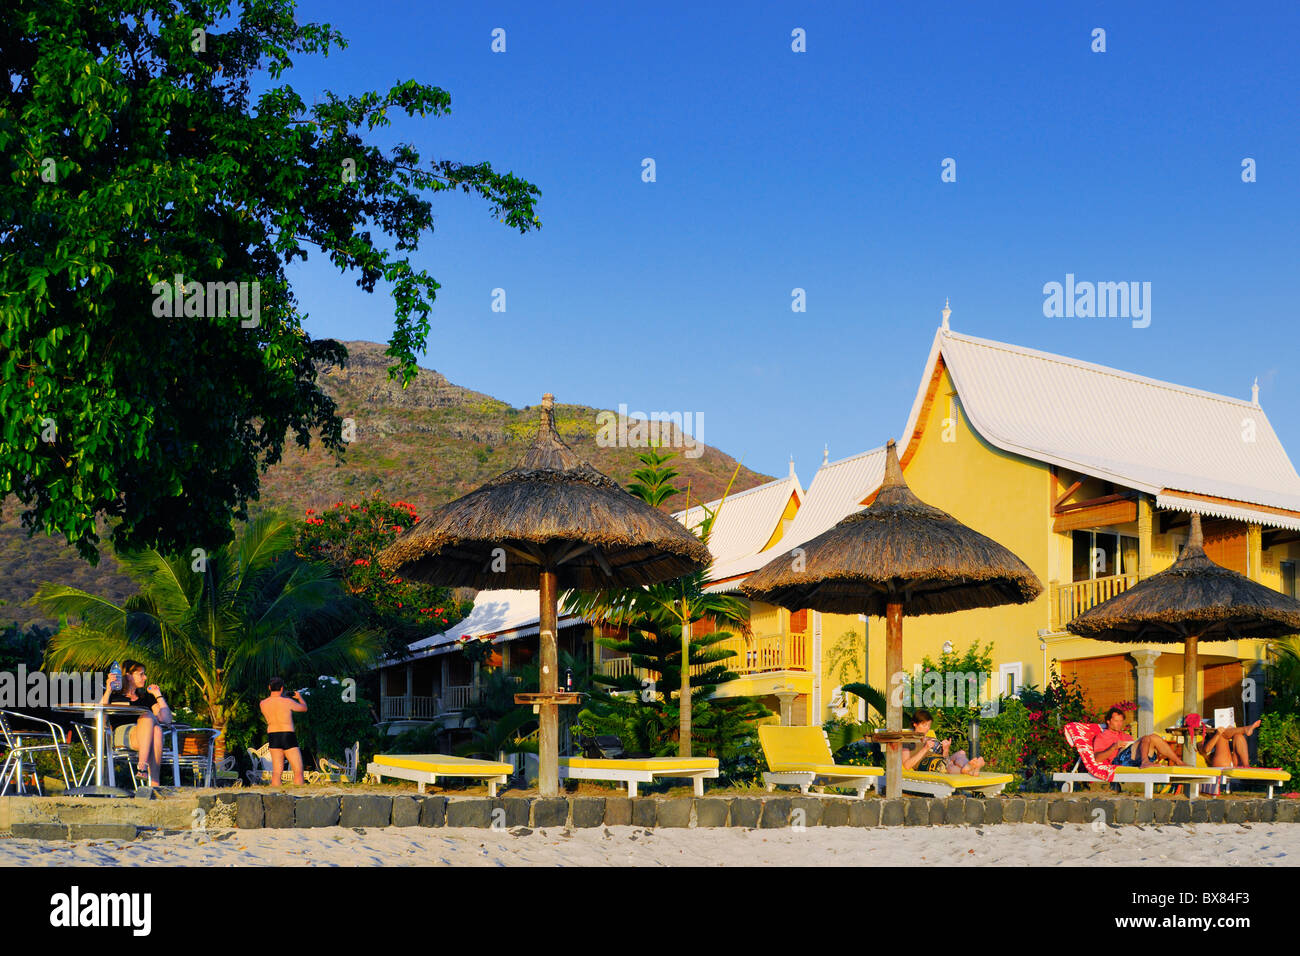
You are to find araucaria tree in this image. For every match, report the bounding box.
[0,1,540,560]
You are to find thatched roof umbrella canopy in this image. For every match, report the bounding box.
[742,439,1042,797]
[380,394,711,796]
[1068,512,1300,758]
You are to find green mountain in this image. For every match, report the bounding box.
[1,341,772,628]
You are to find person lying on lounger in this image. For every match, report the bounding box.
[1091,707,1190,769]
[903,708,987,775]
[1187,712,1261,769]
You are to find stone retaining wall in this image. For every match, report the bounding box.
[198,792,1300,830]
[6,793,1298,839]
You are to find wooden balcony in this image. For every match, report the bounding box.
[596,633,811,685]
[380,684,477,720]
[1051,574,1138,630]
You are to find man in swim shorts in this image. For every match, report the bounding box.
[259,677,308,785]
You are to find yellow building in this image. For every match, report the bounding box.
[748,320,1300,737]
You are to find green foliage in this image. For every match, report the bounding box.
[626,449,681,509]
[295,494,470,656]
[1258,713,1300,782]
[825,629,864,688]
[1265,638,1300,716]
[295,676,379,764]
[388,722,446,755]
[979,669,1092,792]
[0,620,51,671]
[36,515,381,731]
[0,0,540,561]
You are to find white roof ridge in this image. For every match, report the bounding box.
[942,328,1261,410]
[818,444,888,472]
[674,471,801,518]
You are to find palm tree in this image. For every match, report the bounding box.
[35,515,381,749]
[564,451,750,757]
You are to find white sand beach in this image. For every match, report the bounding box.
[1,823,1296,866]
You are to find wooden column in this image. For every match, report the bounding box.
[679,614,693,758]
[1247,524,1263,582]
[885,598,904,799]
[1137,496,1153,579]
[1182,634,1198,765]
[538,567,559,797]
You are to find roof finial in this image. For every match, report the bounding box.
[823,444,829,465]
[789,455,795,479]
[941,297,951,332]
[1186,512,1204,552]
[1251,378,1260,406]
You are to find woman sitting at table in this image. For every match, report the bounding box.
[99,660,172,787]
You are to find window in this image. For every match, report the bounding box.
[998,662,1023,698]
[1072,530,1138,581]
[1283,561,1297,600]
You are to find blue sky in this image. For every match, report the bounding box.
[281,1,1300,481]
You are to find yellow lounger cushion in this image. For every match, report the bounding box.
[766,763,884,778]
[373,754,512,775]
[1111,765,1220,778]
[903,769,1015,789]
[1217,767,1292,781]
[559,757,718,772]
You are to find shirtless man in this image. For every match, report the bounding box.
[1190,712,1262,768]
[1092,707,1190,769]
[259,677,308,785]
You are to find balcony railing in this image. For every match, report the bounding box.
[380,695,438,720]
[693,632,810,677]
[380,684,478,720]
[1051,574,1138,630]
[596,633,810,688]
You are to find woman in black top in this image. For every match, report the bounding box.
[99,660,173,787]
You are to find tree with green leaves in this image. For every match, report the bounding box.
[34,514,380,737]
[566,448,767,758]
[1,0,540,561]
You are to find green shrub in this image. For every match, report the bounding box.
[296,677,377,764]
[1259,713,1300,781]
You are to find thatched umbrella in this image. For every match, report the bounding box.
[1068,513,1300,761]
[741,439,1042,796]
[380,394,712,796]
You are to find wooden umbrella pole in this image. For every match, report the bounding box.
[885,598,903,799]
[539,567,559,797]
[1183,633,1198,765]
[679,613,692,759]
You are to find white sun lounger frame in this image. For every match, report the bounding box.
[763,770,879,799]
[558,762,718,797]
[366,760,509,797]
[1053,765,1204,799]
[901,775,1013,798]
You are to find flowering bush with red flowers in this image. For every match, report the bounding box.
[296,493,471,655]
[979,668,1092,792]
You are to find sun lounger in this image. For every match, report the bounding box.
[1214,766,1292,798]
[367,753,513,796]
[758,725,884,798]
[901,767,1015,797]
[1052,722,1220,799]
[558,755,719,796]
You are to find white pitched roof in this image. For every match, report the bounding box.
[902,328,1300,530]
[705,447,886,590]
[398,589,583,661]
[674,472,802,567]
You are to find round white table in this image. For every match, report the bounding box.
[51,703,146,797]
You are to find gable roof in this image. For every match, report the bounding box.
[394,589,584,663]
[675,471,802,567]
[901,328,1300,529]
[705,448,885,590]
